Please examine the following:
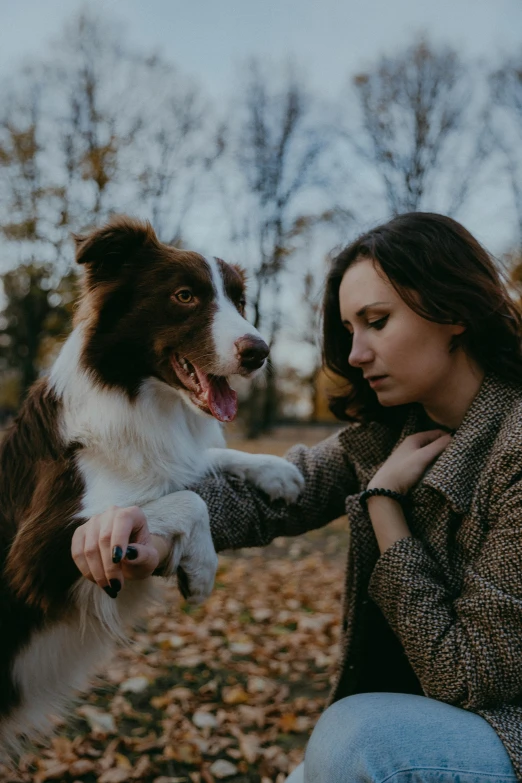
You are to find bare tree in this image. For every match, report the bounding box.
[0,9,219,406]
[490,53,522,244]
[49,13,217,240]
[222,62,331,435]
[345,39,488,217]
[0,68,70,268]
[0,263,78,399]
[129,56,225,244]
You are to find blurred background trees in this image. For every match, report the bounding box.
[490,54,522,244]
[345,39,488,216]
[0,10,521,432]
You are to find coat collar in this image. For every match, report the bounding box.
[400,374,520,515]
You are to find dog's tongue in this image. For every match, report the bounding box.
[208,376,238,422]
[194,366,238,422]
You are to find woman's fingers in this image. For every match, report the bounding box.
[71,524,95,583]
[121,542,160,580]
[369,427,454,495]
[83,518,117,595]
[71,506,156,597]
[420,432,453,461]
[102,506,143,590]
[412,429,450,447]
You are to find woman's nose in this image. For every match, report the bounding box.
[348,334,373,367]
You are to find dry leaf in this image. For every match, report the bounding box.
[113,752,133,770]
[221,685,249,704]
[279,713,298,732]
[68,759,96,775]
[193,711,218,729]
[153,778,187,783]
[34,761,70,783]
[77,705,117,735]
[163,742,202,764]
[132,754,151,778]
[119,676,150,693]
[208,759,238,779]
[98,769,132,783]
[230,727,261,763]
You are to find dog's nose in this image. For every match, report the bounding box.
[235,336,269,371]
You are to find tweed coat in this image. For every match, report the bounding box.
[198,373,522,779]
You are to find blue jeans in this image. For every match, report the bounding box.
[286,693,517,783]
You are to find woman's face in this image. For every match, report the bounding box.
[339,257,466,408]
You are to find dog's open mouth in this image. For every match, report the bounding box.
[170,353,238,422]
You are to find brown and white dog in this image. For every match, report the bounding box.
[0,217,303,755]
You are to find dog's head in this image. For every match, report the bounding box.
[73,217,268,422]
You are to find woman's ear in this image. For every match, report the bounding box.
[449,323,467,353]
[451,323,467,336]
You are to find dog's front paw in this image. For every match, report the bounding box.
[248,455,305,503]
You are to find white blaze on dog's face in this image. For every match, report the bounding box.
[74,217,268,422]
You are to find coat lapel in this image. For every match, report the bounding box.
[418,374,518,515]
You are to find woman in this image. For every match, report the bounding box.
[73,213,522,783]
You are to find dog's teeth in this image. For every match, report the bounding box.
[178,358,199,385]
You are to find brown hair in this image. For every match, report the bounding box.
[322,212,522,425]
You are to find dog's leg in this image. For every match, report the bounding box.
[142,490,218,604]
[206,448,304,503]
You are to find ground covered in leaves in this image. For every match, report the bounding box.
[2,427,347,783]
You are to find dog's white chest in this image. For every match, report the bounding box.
[56,371,226,517]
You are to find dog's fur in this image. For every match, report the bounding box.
[0,217,303,755]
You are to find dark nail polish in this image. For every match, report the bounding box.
[110,579,121,593]
[103,586,118,599]
[112,546,123,564]
[125,545,138,561]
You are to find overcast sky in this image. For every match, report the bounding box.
[1,0,522,257]
[2,0,521,97]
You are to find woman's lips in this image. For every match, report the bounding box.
[368,375,388,389]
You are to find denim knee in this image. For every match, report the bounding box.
[303,692,517,783]
[304,694,375,783]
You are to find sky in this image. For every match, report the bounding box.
[1,0,521,100]
[0,0,521,380]
[1,0,521,256]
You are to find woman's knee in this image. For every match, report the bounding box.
[303,692,517,783]
[304,694,381,783]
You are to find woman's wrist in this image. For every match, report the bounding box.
[365,494,412,554]
[367,473,403,494]
[360,487,409,512]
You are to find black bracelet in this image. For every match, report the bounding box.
[359,487,409,512]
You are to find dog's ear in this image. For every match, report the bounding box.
[230,264,247,286]
[73,217,159,280]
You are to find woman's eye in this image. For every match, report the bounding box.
[174,289,194,304]
[368,315,389,330]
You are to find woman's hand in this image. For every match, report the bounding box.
[368,430,453,495]
[71,505,170,597]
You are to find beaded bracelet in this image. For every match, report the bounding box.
[359,487,409,512]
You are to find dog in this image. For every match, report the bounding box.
[0,216,304,755]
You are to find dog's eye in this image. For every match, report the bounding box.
[239,298,247,313]
[174,289,194,304]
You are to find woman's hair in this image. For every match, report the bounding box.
[322,212,522,426]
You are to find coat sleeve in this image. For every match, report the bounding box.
[368,484,522,710]
[194,430,358,552]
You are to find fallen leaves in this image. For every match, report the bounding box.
[209,759,238,778]
[1,516,347,782]
[76,705,117,736]
[119,677,150,695]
